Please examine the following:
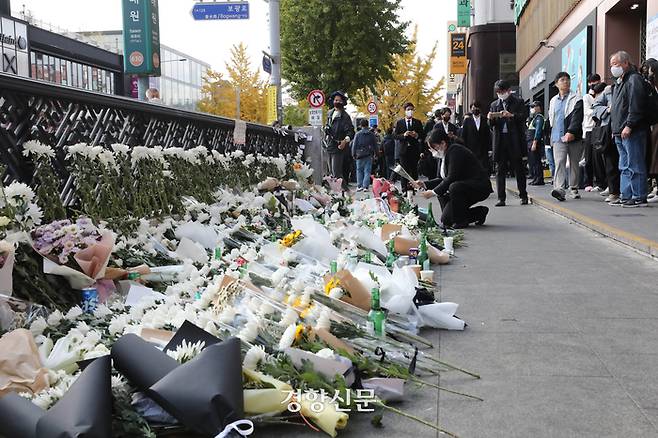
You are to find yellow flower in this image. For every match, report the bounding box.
[324,277,340,295]
[0,216,10,227]
[300,304,314,319]
[294,324,305,341]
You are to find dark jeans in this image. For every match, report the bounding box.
[438,180,491,226]
[584,131,607,187]
[527,140,544,183]
[496,134,527,201]
[604,142,620,196]
[385,153,395,179]
[400,152,419,192]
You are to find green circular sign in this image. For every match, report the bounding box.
[448,24,457,32]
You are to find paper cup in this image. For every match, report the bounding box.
[444,237,454,254]
[420,270,434,282]
[409,264,422,278]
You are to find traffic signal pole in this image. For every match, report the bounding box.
[268,0,282,123]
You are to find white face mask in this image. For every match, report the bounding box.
[431,149,441,159]
[530,108,536,115]
[497,92,510,101]
[611,65,624,78]
[405,109,414,118]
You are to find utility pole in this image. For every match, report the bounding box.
[268,0,282,123]
[0,0,11,15]
[236,86,241,119]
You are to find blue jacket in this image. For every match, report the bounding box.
[351,128,378,159]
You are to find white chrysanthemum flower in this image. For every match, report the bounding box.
[218,306,237,324]
[66,142,89,158]
[82,343,110,360]
[29,317,48,336]
[259,301,275,316]
[22,140,55,159]
[243,345,267,370]
[238,320,259,343]
[46,310,63,327]
[93,304,113,319]
[3,182,36,206]
[111,143,130,155]
[329,287,344,299]
[166,340,205,363]
[64,306,83,321]
[278,324,297,350]
[315,309,332,331]
[279,307,298,327]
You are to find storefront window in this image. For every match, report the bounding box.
[30,52,36,78]
[71,62,78,88]
[54,58,61,84]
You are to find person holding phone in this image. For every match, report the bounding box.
[394,102,425,192]
[488,80,528,206]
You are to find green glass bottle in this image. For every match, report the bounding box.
[364,251,372,264]
[330,260,338,274]
[385,239,396,268]
[214,246,222,260]
[426,202,437,230]
[418,232,430,271]
[127,272,140,281]
[367,287,386,337]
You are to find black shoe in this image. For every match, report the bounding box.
[474,206,489,225]
[520,197,529,205]
[622,198,649,208]
[453,222,470,229]
[495,200,506,207]
[551,189,566,202]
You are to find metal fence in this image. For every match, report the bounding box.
[0,73,304,189]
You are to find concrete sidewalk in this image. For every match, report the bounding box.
[505,180,658,258]
[438,196,658,438]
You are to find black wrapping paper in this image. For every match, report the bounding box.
[0,355,112,438]
[111,333,244,437]
[163,319,221,353]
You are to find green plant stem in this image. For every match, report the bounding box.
[410,376,483,401]
[375,401,460,438]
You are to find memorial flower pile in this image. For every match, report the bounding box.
[0,142,477,438]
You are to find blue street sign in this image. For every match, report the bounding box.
[369,116,378,128]
[262,55,272,74]
[192,2,249,20]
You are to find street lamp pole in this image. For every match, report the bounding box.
[0,0,10,15]
[268,0,282,123]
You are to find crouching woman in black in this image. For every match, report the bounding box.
[413,129,493,228]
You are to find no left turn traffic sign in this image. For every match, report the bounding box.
[307,89,325,108]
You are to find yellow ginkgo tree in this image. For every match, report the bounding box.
[198,43,268,123]
[354,27,444,131]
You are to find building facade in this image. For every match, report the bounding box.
[78,31,210,111]
[518,0,655,110]
[0,14,123,95]
[457,0,518,115]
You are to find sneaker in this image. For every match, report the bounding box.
[585,186,593,192]
[591,186,603,192]
[648,195,658,203]
[569,189,581,199]
[551,189,566,202]
[609,197,624,206]
[520,197,529,205]
[495,200,506,207]
[604,194,619,203]
[600,188,610,197]
[623,199,649,208]
[648,187,658,199]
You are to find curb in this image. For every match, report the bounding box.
[505,187,658,259]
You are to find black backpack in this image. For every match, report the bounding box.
[642,78,658,125]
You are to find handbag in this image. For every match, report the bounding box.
[591,122,611,153]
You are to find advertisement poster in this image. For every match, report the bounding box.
[647,14,658,60]
[561,27,590,96]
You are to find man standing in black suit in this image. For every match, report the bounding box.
[394,102,425,191]
[434,107,461,141]
[460,102,491,171]
[324,91,355,191]
[488,80,528,206]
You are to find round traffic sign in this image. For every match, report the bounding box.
[307,89,326,108]
[448,24,457,32]
[367,101,378,115]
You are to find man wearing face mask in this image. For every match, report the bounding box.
[488,80,528,206]
[412,129,493,228]
[526,101,546,185]
[394,102,425,191]
[324,91,355,191]
[548,72,585,202]
[461,102,491,172]
[610,51,649,207]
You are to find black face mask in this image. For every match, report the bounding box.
[472,109,481,116]
[334,101,344,110]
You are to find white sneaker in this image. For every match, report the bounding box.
[591,186,603,192]
[600,188,610,197]
[648,195,658,203]
[569,189,581,199]
[605,194,619,203]
[648,187,658,199]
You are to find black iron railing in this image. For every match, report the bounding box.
[0,73,304,188]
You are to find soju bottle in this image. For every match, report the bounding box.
[127,272,140,281]
[214,246,222,260]
[385,239,396,268]
[367,288,386,337]
[364,251,372,264]
[418,232,430,271]
[426,202,437,230]
[330,260,338,274]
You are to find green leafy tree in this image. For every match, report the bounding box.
[283,100,309,127]
[280,0,409,99]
